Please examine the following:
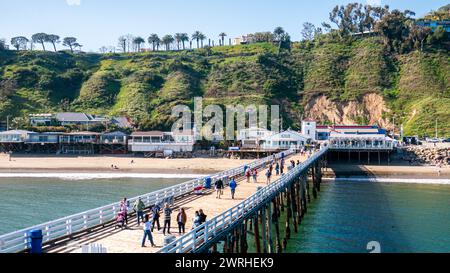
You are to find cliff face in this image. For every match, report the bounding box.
[304,93,393,129]
[0,38,448,136]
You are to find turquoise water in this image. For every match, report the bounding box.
[287,181,450,253]
[0,177,186,235]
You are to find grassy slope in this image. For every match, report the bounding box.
[0,40,448,135]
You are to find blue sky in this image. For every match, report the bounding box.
[1,0,447,52]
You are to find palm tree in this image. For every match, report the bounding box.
[192,31,202,48]
[133,36,145,52]
[148,34,160,51]
[174,33,183,50]
[273,27,285,49]
[180,33,189,50]
[162,35,174,51]
[219,32,227,46]
[198,33,206,48]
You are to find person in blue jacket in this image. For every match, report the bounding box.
[229,177,237,199]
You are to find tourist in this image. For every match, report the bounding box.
[297,160,300,166]
[115,211,126,229]
[229,178,237,199]
[141,214,156,248]
[245,168,251,183]
[199,209,207,224]
[266,169,272,184]
[151,204,161,232]
[269,163,274,174]
[176,208,187,234]
[252,169,258,183]
[280,162,285,175]
[192,211,201,228]
[163,203,172,235]
[215,178,224,199]
[275,163,280,176]
[133,197,145,226]
[120,198,129,225]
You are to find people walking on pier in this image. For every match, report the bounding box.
[245,168,251,183]
[297,160,300,166]
[193,211,201,228]
[199,209,207,224]
[252,169,258,183]
[215,178,224,199]
[141,214,156,248]
[133,197,145,226]
[266,169,272,184]
[120,198,129,225]
[151,204,161,232]
[275,162,280,176]
[177,208,187,234]
[229,178,237,199]
[115,211,126,229]
[163,203,172,235]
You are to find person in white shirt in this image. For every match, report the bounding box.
[141,214,156,247]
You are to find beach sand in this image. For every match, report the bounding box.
[0,154,253,174]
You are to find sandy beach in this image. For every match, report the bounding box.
[0,154,253,174]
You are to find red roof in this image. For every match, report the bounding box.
[317,125,378,129]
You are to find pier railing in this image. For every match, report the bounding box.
[158,146,329,253]
[0,150,293,253]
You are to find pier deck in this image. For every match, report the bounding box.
[48,153,307,253]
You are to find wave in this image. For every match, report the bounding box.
[323,177,450,185]
[0,172,207,180]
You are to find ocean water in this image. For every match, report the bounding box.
[286,181,450,253]
[0,177,187,235]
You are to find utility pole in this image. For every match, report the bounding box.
[6,115,11,131]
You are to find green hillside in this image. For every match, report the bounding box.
[0,39,449,136]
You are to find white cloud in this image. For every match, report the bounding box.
[366,0,381,6]
[66,0,81,6]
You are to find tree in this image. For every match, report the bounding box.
[161,35,174,51]
[63,37,77,53]
[0,39,6,51]
[118,36,127,53]
[133,36,145,52]
[427,26,447,46]
[192,31,202,48]
[219,32,227,46]
[99,46,108,53]
[408,25,431,52]
[73,43,82,52]
[273,27,285,48]
[198,33,206,48]
[301,22,316,41]
[46,34,60,52]
[375,9,410,53]
[148,34,160,51]
[180,33,189,50]
[11,36,29,50]
[31,33,48,51]
[174,33,183,50]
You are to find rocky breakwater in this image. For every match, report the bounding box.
[401,146,450,166]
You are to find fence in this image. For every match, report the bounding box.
[158,146,328,253]
[0,149,294,253]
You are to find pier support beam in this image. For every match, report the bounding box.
[272,198,282,253]
[253,212,261,253]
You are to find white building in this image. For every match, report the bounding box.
[301,121,317,141]
[237,127,274,149]
[128,131,194,153]
[328,133,394,150]
[260,130,308,150]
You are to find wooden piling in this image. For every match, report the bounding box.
[261,207,268,253]
[272,198,282,253]
[253,212,261,253]
[267,202,274,253]
[285,188,292,241]
[290,183,298,233]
